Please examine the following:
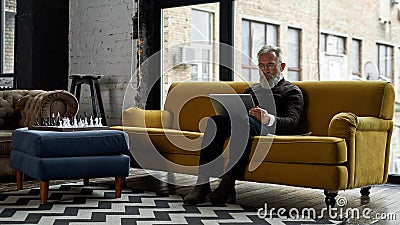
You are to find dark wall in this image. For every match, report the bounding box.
[15,0,69,90]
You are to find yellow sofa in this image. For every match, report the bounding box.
[112,80,395,206]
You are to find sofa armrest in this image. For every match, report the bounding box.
[19,90,78,127]
[328,112,393,188]
[122,107,173,128]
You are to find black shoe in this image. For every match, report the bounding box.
[183,183,211,205]
[208,175,236,204]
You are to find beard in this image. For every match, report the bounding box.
[260,72,282,89]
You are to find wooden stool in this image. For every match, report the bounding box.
[69,74,107,125]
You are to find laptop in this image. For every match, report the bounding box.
[209,94,255,118]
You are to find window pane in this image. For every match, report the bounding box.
[241,20,250,65]
[202,49,210,80]
[241,68,250,81]
[387,47,392,80]
[379,45,386,76]
[287,71,300,81]
[251,22,266,62]
[191,9,211,42]
[266,24,277,46]
[320,33,326,52]
[287,28,300,67]
[251,68,259,82]
[337,36,345,54]
[352,39,360,74]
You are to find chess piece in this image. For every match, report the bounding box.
[73,116,78,128]
[89,116,94,127]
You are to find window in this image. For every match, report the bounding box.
[0,0,16,89]
[161,3,219,106]
[241,19,278,82]
[320,33,345,54]
[287,27,301,81]
[376,43,393,82]
[190,9,213,82]
[352,39,361,77]
[319,33,347,80]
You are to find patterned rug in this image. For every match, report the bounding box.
[0,183,345,225]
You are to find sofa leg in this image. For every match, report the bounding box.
[360,186,371,197]
[16,171,23,190]
[324,190,338,208]
[40,181,49,204]
[115,177,123,198]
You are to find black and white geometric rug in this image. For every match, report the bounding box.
[0,183,345,225]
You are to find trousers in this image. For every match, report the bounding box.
[198,114,269,180]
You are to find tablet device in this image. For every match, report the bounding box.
[209,94,255,118]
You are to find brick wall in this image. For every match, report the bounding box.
[69,0,135,125]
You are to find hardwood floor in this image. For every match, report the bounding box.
[1,168,399,224]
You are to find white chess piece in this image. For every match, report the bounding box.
[66,118,71,127]
[73,117,78,128]
[98,117,103,126]
[89,116,94,127]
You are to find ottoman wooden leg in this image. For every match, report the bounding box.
[40,181,49,204]
[115,177,123,198]
[16,170,23,190]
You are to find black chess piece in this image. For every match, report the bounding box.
[35,117,40,126]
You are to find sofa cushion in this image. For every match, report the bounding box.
[112,126,202,155]
[113,126,347,165]
[11,128,129,157]
[250,136,347,164]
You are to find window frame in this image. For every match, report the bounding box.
[376,43,393,82]
[320,33,346,55]
[287,27,301,81]
[352,38,361,77]
[241,18,279,82]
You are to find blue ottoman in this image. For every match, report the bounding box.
[10,128,130,204]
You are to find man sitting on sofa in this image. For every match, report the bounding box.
[184,45,305,205]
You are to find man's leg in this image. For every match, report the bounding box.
[208,115,262,204]
[184,115,230,205]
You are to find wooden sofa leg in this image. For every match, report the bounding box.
[324,190,338,208]
[16,170,23,190]
[360,186,371,197]
[40,181,49,204]
[115,177,123,198]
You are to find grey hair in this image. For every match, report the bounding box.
[257,45,283,62]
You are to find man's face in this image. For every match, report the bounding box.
[257,52,285,88]
[258,52,281,80]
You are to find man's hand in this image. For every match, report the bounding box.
[248,106,270,124]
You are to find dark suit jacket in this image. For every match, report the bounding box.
[244,78,304,135]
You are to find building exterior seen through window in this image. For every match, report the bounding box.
[352,39,361,78]
[376,43,393,82]
[287,27,301,81]
[161,3,219,105]
[0,0,15,89]
[241,19,278,82]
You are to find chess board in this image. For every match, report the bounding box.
[28,126,109,132]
